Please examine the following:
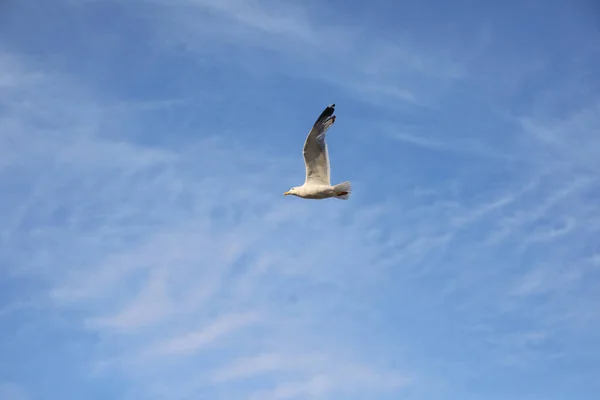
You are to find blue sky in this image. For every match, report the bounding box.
[1,0,600,399]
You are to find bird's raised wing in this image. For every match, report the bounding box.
[302,103,336,186]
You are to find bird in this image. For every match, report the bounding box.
[284,103,351,200]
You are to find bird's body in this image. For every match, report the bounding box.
[284,103,351,200]
[287,184,339,199]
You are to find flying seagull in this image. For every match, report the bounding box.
[284,103,351,200]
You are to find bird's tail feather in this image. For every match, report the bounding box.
[333,181,351,200]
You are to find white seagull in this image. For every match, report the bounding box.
[284,103,351,200]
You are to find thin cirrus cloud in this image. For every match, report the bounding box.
[1,0,600,399]
[142,0,465,108]
[1,49,407,399]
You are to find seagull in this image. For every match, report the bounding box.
[284,103,351,200]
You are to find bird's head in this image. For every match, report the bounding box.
[283,187,298,196]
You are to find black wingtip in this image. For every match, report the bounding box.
[314,103,336,125]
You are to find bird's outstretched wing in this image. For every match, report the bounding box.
[302,103,336,186]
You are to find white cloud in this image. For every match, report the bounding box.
[3,3,600,398]
[153,312,263,356]
[211,352,290,382]
[140,0,467,108]
[0,50,412,399]
[86,267,173,332]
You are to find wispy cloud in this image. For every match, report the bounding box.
[520,101,600,172]
[139,0,467,108]
[153,311,262,356]
[0,49,409,399]
[2,1,600,399]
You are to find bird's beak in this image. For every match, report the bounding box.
[283,191,291,196]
